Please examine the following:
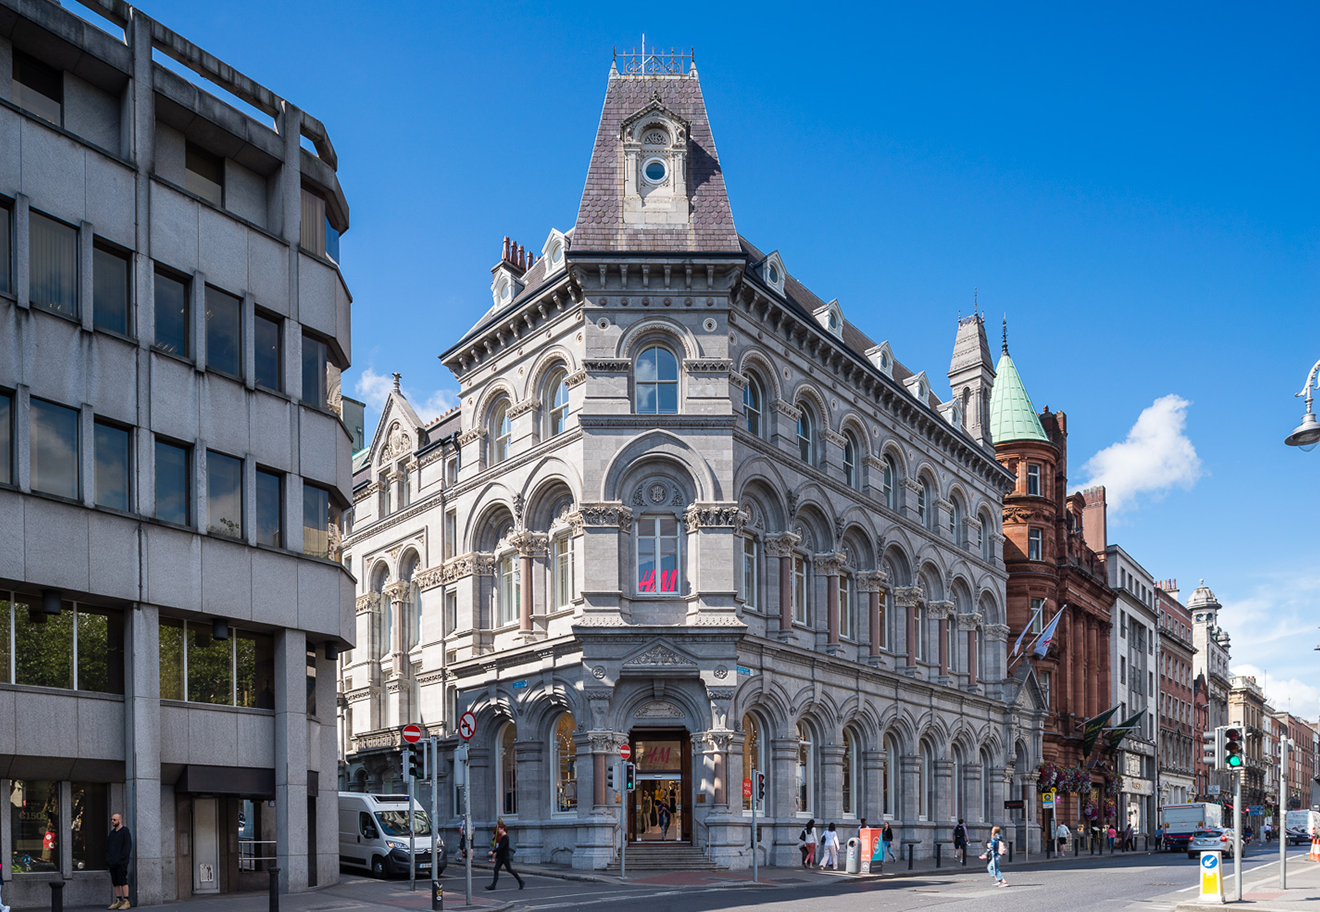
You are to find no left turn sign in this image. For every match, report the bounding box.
[458,711,477,741]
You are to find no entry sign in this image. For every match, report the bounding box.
[619,744,632,760]
[458,711,477,741]
[402,723,422,744]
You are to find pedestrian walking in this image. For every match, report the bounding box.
[658,802,672,841]
[485,822,524,891]
[105,812,132,909]
[1106,824,1116,850]
[819,823,840,870]
[979,824,1007,887]
[1123,823,1134,851]
[882,821,896,862]
[1055,821,1070,853]
[953,819,968,863]
[800,819,818,867]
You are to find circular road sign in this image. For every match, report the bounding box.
[1202,853,1219,870]
[402,723,423,744]
[458,711,477,742]
[619,744,632,761]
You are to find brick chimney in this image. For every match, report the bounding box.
[1081,486,1107,558]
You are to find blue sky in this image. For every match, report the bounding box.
[133,2,1319,713]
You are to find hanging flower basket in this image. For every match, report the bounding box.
[1083,801,1098,819]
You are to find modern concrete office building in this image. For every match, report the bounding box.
[0,0,353,904]
[339,51,1046,871]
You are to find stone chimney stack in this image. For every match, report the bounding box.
[1081,486,1107,559]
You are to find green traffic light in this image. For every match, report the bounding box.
[1226,754,1243,768]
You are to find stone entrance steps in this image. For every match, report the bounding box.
[605,843,725,872]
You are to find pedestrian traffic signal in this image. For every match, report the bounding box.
[607,763,616,791]
[1223,727,1244,770]
[407,744,423,778]
[755,770,766,803]
[624,762,636,792]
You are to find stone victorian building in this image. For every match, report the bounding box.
[987,343,1115,831]
[339,51,1045,870]
[1190,582,1233,802]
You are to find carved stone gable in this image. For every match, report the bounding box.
[633,701,685,719]
[624,644,696,667]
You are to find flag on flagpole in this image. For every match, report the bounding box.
[1012,600,1047,657]
[1032,609,1064,657]
[1079,706,1120,757]
[1105,710,1146,751]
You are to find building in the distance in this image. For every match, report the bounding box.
[1270,712,1319,812]
[0,0,354,904]
[338,50,1047,870]
[1190,583,1233,802]
[1155,582,1196,806]
[1105,545,1158,833]
[1228,675,1268,830]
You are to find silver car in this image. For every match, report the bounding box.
[1188,828,1233,859]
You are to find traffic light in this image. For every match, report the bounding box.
[606,763,616,791]
[1223,727,1244,770]
[407,744,423,778]
[755,770,766,803]
[1202,728,1218,766]
[624,762,636,792]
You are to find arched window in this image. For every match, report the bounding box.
[553,713,577,814]
[950,499,963,545]
[552,534,576,609]
[951,746,965,821]
[882,455,897,510]
[883,735,898,818]
[843,432,858,488]
[838,567,853,640]
[913,602,926,661]
[741,535,758,611]
[796,407,814,464]
[637,515,680,594]
[980,748,993,821]
[979,511,990,560]
[918,478,933,529]
[920,740,934,820]
[499,722,518,816]
[546,368,570,437]
[879,588,892,651]
[491,400,512,464]
[744,376,763,437]
[742,714,761,813]
[795,722,814,814]
[400,552,421,650]
[636,346,678,414]
[842,729,857,818]
[498,553,520,626]
[792,551,808,625]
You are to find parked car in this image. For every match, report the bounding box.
[1188,828,1233,859]
[1285,826,1311,846]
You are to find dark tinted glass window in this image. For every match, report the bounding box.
[29,211,78,318]
[207,451,243,538]
[255,314,281,391]
[12,50,62,125]
[236,630,275,709]
[302,483,330,558]
[205,287,242,377]
[255,469,282,547]
[0,203,10,294]
[75,607,124,694]
[154,271,189,357]
[155,440,190,525]
[15,597,72,689]
[301,334,327,408]
[93,246,129,335]
[31,398,79,499]
[185,143,223,205]
[71,783,109,871]
[0,392,10,486]
[187,624,231,704]
[93,422,130,511]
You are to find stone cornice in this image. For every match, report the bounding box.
[507,399,538,419]
[583,359,631,372]
[577,414,738,430]
[458,427,485,446]
[683,358,734,373]
[564,369,588,388]
[771,398,801,420]
[355,593,381,614]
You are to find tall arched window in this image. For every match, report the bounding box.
[913,602,926,661]
[950,499,963,545]
[920,740,934,820]
[795,722,814,814]
[883,455,897,510]
[839,567,853,640]
[980,748,993,821]
[843,432,858,488]
[744,376,763,437]
[979,511,994,560]
[792,551,808,625]
[491,400,512,464]
[883,735,898,818]
[636,345,678,414]
[400,552,421,650]
[742,714,761,813]
[637,515,681,594]
[498,553,520,626]
[553,713,577,814]
[842,729,857,818]
[741,535,758,610]
[951,746,964,821]
[796,407,814,464]
[918,478,933,529]
[546,368,570,437]
[499,722,518,816]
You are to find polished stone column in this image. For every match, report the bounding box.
[816,552,844,653]
[765,532,800,640]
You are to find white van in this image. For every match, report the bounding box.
[339,792,446,878]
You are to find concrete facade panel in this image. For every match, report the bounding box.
[75,695,127,760]
[0,491,24,584]
[88,510,141,602]
[88,335,139,425]
[335,275,351,363]
[200,537,253,618]
[21,124,86,223]
[29,312,85,406]
[64,74,121,154]
[0,689,16,755]
[84,153,136,248]
[247,234,288,315]
[297,561,341,637]
[0,105,20,193]
[153,122,186,188]
[15,690,80,759]
[198,206,249,296]
[200,375,249,457]
[24,497,91,591]
[234,710,276,768]
[298,407,339,487]
[250,549,298,630]
[159,703,190,765]
[186,705,240,765]
[250,394,294,472]
[149,185,200,272]
[144,525,202,612]
[148,355,200,441]
[296,255,335,339]
[224,160,267,230]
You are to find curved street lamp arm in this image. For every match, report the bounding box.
[1296,359,1320,412]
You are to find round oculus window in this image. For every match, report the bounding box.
[643,158,668,184]
[768,265,779,283]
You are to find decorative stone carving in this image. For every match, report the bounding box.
[956,612,984,631]
[512,532,549,556]
[442,553,496,581]
[771,399,801,420]
[927,599,954,620]
[512,492,525,526]
[564,368,587,388]
[415,566,445,590]
[634,701,685,719]
[382,581,409,602]
[623,644,696,667]
[813,551,846,576]
[379,423,413,463]
[763,531,802,559]
[855,570,888,592]
[786,491,799,517]
[583,359,631,372]
[683,359,733,373]
[822,429,846,447]
[356,593,381,614]
[564,510,586,536]
[579,502,634,530]
[706,686,736,701]
[728,370,749,389]
[712,666,729,679]
[354,481,381,503]
[507,399,537,418]
[833,516,846,540]
[458,427,484,446]
[893,585,923,607]
[591,665,606,679]
[682,502,740,532]
[983,623,1011,642]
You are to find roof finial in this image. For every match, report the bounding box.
[974,286,978,316]
[392,372,402,393]
[1002,315,1008,354]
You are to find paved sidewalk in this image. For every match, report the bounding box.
[1173,849,1320,912]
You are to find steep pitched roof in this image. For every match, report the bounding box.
[572,66,739,252]
[989,348,1048,443]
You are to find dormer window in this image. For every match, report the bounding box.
[643,158,668,184]
[622,106,689,228]
[767,264,779,284]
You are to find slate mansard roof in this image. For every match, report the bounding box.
[572,65,740,253]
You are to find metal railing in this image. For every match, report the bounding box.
[239,839,277,871]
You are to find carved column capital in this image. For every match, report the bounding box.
[855,570,888,592]
[813,551,847,576]
[763,531,802,558]
[893,585,923,607]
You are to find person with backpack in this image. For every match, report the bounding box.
[953,818,968,863]
[799,819,817,867]
[979,824,1007,887]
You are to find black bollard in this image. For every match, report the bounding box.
[1074,835,1079,857]
[962,842,967,866]
[1008,842,1013,863]
[935,843,941,868]
[269,866,281,912]
[431,880,443,911]
[907,843,914,870]
[50,881,64,912]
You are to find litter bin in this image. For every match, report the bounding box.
[846,837,861,874]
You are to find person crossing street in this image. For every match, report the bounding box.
[485,822,524,891]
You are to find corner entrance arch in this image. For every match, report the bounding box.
[626,728,692,843]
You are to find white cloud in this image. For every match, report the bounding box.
[353,368,458,427]
[1229,664,1320,719]
[1079,394,1203,513]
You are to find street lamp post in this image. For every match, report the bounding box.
[1284,359,1320,450]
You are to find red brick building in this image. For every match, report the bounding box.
[1155,582,1197,805]
[989,342,1115,828]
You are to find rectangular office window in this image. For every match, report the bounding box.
[235,629,275,709]
[12,50,62,126]
[306,645,317,717]
[158,619,184,700]
[254,313,281,391]
[71,783,109,871]
[29,210,78,318]
[154,270,190,357]
[31,398,79,499]
[155,439,190,525]
[93,421,131,511]
[255,469,282,547]
[207,451,243,538]
[300,187,327,255]
[444,510,457,559]
[185,143,223,206]
[92,245,130,335]
[0,391,11,486]
[205,287,242,378]
[75,606,125,694]
[303,483,332,559]
[301,334,328,408]
[187,623,232,705]
[1027,527,1043,561]
[1030,597,1045,633]
[0,202,11,294]
[11,780,60,873]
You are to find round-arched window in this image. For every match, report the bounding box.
[499,722,518,816]
[744,376,763,437]
[797,408,814,464]
[742,714,761,813]
[843,432,858,488]
[553,713,577,813]
[636,346,679,414]
[546,368,570,437]
[795,723,814,814]
[883,455,897,510]
[491,400,512,464]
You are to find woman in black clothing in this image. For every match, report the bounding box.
[486,823,524,891]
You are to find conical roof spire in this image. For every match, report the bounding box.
[989,335,1048,444]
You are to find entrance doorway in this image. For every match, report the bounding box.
[627,729,690,843]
